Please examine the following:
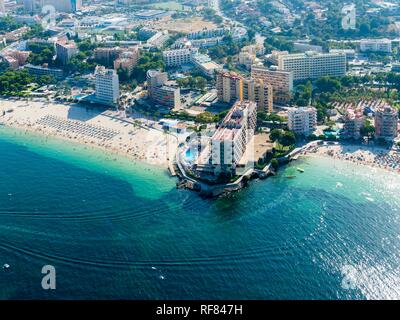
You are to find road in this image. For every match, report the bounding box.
[210,0,265,46]
[210,0,243,27]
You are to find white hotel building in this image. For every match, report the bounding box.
[94,66,120,106]
[360,39,392,53]
[162,48,198,67]
[211,100,257,175]
[277,51,347,81]
[287,107,317,136]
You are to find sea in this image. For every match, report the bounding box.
[0,126,399,300]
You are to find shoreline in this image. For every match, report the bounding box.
[298,142,400,174]
[0,99,178,169]
[0,123,169,172]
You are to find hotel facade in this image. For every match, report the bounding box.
[216,71,274,113]
[211,100,257,175]
[374,106,398,141]
[146,70,181,108]
[162,48,198,67]
[360,39,392,53]
[55,40,78,65]
[343,108,365,140]
[251,66,293,105]
[287,107,317,136]
[277,51,347,81]
[94,66,120,106]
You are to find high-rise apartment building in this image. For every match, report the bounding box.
[55,40,78,65]
[113,47,140,76]
[374,106,398,141]
[94,47,124,66]
[146,70,181,108]
[94,66,120,106]
[343,108,365,140]
[251,66,293,105]
[211,100,257,175]
[242,78,273,114]
[216,71,273,113]
[287,107,317,136]
[216,71,242,104]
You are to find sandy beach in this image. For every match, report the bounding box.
[302,142,400,173]
[0,99,178,167]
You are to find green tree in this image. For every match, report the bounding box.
[270,129,283,142]
[280,131,296,147]
[271,158,279,170]
[315,77,342,93]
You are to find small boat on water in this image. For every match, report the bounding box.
[286,175,296,179]
[297,167,305,173]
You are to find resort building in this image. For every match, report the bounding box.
[94,46,139,73]
[138,27,159,40]
[55,40,78,65]
[360,39,392,53]
[277,51,346,81]
[251,66,293,105]
[187,28,224,40]
[191,53,222,78]
[216,71,273,113]
[25,63,64,80]
[162,47,198,67]
[94,47,125,66]
[293,40,323,53]
[189,37,224,48]
[187,28,227,40]
[216,71,242,104]
[266,50,289,65]
[238,45,265,70]
[238,50,257,70]
[113,47,140,76]
[242,78,274,114]
[0,49,30,69]
[94,66,120,106]
[146,70,181,108]
[329,49,356,60]
[374,106,399,141]
[211,100,257,175]
[147,31,170,49]
[343,108,365,140]
[287,107,317,136]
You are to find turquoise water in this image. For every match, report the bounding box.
[0,126,399,300]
